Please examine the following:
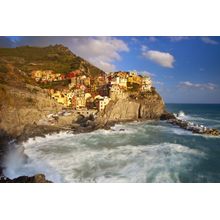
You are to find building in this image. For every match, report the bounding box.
[127,72,142,85]
[31,70,43,81]
[109,84,127,101]
[109,72,128,88]
[141,76,152,91]
[111,76,127,88]
[96,96,111,111]
[76,96,86,109]
[31,70,65,83]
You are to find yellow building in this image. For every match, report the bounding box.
[127,74,142,85]
[76,97,86,109]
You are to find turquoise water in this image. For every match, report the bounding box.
[4,104,220,183]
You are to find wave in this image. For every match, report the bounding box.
[3,130,205,182]
[175,110,220,128]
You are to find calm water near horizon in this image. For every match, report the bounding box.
[3,104,220,183]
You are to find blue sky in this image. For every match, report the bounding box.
[1,36,220,103]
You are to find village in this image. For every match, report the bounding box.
[31,69,153,113]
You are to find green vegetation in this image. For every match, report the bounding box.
[0,44,105,76]
[127,82,141,92]
[0,64,8,73]
[40,79,70,89]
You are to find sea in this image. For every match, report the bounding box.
[3,104,220,183]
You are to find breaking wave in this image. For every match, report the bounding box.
[3,125,206,183]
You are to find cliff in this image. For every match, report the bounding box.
[97,88,165,125]
[0,45,106,138]
[0,83,63,138]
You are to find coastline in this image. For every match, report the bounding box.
[1,110,220,183]
[0,112,163,181]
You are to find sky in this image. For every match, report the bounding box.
[0,36,220,103]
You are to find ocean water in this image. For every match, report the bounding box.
[3,104,220,183]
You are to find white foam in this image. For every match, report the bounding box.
[3,120,209,183]
[7,134,205,182]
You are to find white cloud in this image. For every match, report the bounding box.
[201,37,219,45]
[131,37,139,43]
[148,37,157,42]
[179,81,218,90]
[70,37,129,71]
[142,50,175,68]
[141,45,148,52]
[139,70,155,77]
[168,37,189,42]
[154,81,164,85]
[13,36,129,72]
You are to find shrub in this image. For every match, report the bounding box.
[0,64,8,73]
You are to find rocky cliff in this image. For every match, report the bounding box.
[0,44,106,139]
[0,83,63,138]
[97,88,165,125]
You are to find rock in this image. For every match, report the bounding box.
[166,117,220,136]
[0,129,13,175]
[76,114,85,124]
[160,112,176,120]
[97,89,165,124]
[16,124,64,143]
[0,174,52,183]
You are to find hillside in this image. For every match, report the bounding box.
[0,44,105,138]
[0,44,105,82]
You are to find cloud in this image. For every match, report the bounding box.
[154,81,164,85]
[148,37,157,42]
[70,37,129,72]
[131,37,139,43]
[179,81,218,90]
[142,50,175,68]
[139,70,155,77]
[168,37,189,42]
[141,45,148,52]
[201,37,219,45]
[9,36,129,72]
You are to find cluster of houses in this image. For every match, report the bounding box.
[31,70,153,112]
[31,70,65,82]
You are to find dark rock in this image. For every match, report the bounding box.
[76,114,85,124]
[166,117,220,136]
[0,174,52,183]
[0,129,13,176]
[160,112,176,120]
[16,124,63,143]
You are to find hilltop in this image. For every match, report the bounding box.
[0,44,105,82]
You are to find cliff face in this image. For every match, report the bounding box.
[98,88,165,124]
[0,83,62,138]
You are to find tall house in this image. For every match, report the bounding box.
[141,76,152,91]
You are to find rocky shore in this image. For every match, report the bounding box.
[0,174,52,183]
[160,112,220,136]
[1,90,219,182]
